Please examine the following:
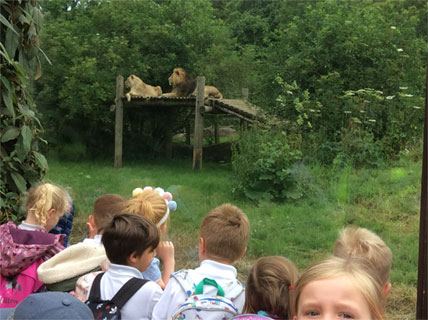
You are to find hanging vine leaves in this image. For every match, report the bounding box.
[0,0,49,223]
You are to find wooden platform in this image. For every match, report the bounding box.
[122,96,261,122]
[113,75,261,169]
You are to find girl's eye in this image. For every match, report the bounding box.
[306,311,320,317]
[339,313,354,319]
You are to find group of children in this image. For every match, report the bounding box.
[0,181,393,320]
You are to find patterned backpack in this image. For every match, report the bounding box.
[85,272,148,320]
[171,270,244,320]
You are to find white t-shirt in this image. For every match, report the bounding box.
[82,234,103,246]
[152,259,245,320]
[88,263,162,320]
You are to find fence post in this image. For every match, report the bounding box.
[114,75,124,168]
[193,76,205,170]
[416,61,428,320]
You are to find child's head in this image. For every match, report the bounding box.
[333,226,392,294]
[123,189,169,232]
[244,256,299,319]
[102,213,159,271]
[199,204,250,263]
[91,194,125,234]
[293,256,385,320]
[26,182,70,231]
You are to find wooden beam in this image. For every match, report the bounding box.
[416,60,428,320]
[114,75,124,168]
[193,77,205,170]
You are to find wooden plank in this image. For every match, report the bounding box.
[193,77,205,170]
[114,75,124,168]
[416,62,428,320]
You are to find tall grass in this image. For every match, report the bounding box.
[46,156,422,319]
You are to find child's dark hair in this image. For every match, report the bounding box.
[102,213,159,265]
[243,256,299,319]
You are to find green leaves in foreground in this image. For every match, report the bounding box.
[1,1,48,223]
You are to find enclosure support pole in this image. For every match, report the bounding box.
[193,76,205,170]
[416,61,428,320]
[114,75,124,168]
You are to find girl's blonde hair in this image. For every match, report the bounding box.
[26,183,70,227]
[123,189,167,226]
[243,256,299,319]
[293,256,385,320]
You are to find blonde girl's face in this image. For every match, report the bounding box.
[295,275,372,320]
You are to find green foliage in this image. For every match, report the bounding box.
[251,0,426,164]
[35,0,251,155]
[231,122,303,203]
[1,0,48,223]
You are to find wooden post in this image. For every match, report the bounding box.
[416,61,428,320]
[193,76,205,170]
[114,75,124,168]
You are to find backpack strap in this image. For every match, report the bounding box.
[88,272,104,301]
[110,277,149,309]
[194,278,225,297]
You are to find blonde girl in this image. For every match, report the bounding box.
[124,187,177,289]
[242,256,299,319]
[22,182,70,231]
[0,182,70,307]
[293,256,386,320]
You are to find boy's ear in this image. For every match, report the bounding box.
[199,237,206,253]
[88,215,95,226]
[383,283,392,298]
[127,251,139,265]
[238,246,247,260]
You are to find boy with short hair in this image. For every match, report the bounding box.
[88,213,162,319]
[84,194,125,244]
[152,203,250,320]
[333,226,393,298]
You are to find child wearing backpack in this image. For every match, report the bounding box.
[85,213,162,319]
[152,203,250,320]
[124,187,177,289]
[0,182,70,307]
[240,256,299,319]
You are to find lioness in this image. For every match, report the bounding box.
[125,75,162,101]
[163,68,223,99]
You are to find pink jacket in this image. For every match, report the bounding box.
[0,221,65,307]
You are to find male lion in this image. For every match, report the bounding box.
[125,74,162,101]
[163,68,223,99]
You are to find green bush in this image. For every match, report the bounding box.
[231,122,303,202]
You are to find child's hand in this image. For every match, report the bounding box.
[157,241,175,263]
[157,241,175,288]
[86,222,97,239]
